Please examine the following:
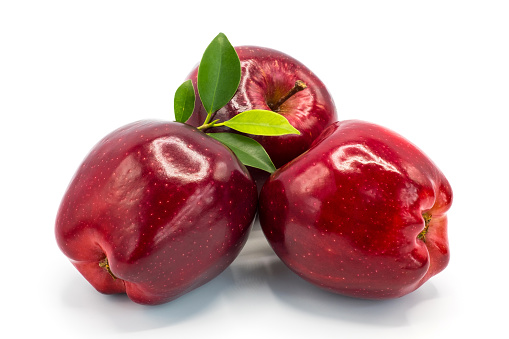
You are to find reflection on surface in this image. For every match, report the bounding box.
[229,60,256,113]
[152,183,216,248]
[331,144,400,174]
[102,154,144,206]
[151,136,210,183]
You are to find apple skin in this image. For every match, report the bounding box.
[55,120,257,305]
[186,46,337,169]
[259,120,452,299]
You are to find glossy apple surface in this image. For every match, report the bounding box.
[55,120,257,305]
[186,46,337,169]
[259,120,452,299]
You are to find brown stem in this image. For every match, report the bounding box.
[417,212,432,242]
[269,80,307,111]
[99,257,118,280]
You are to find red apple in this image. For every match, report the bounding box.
[55,120,257,305]
[259,120,452,299]
[186,46,337,169]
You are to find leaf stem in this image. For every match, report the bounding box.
[269,80,307,111]
[197,119,224,131]
[202,112,213,126]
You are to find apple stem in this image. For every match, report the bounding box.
[417,213,432,242]
[99,257,118,280]
[269,80,307,112]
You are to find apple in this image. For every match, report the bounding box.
[259,120,452,299]
[186,46,337,169]
[55,120,257,305]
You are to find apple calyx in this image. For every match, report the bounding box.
[268,80,308,112]
[99,257,118,280]
[417,212,432,242]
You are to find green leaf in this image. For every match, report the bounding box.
[174,79,195,123]
[207,132,276,173]
[222,109,301,136]
[198,33,241,115]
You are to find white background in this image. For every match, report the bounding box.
[1,1,508,338]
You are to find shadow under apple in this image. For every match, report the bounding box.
[228,214,443,328]
[59,266,233,333]
[224,217,441,327]
[58,218,440,332]
[264,255,441,327]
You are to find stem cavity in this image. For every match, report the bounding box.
[268,80,308,112]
